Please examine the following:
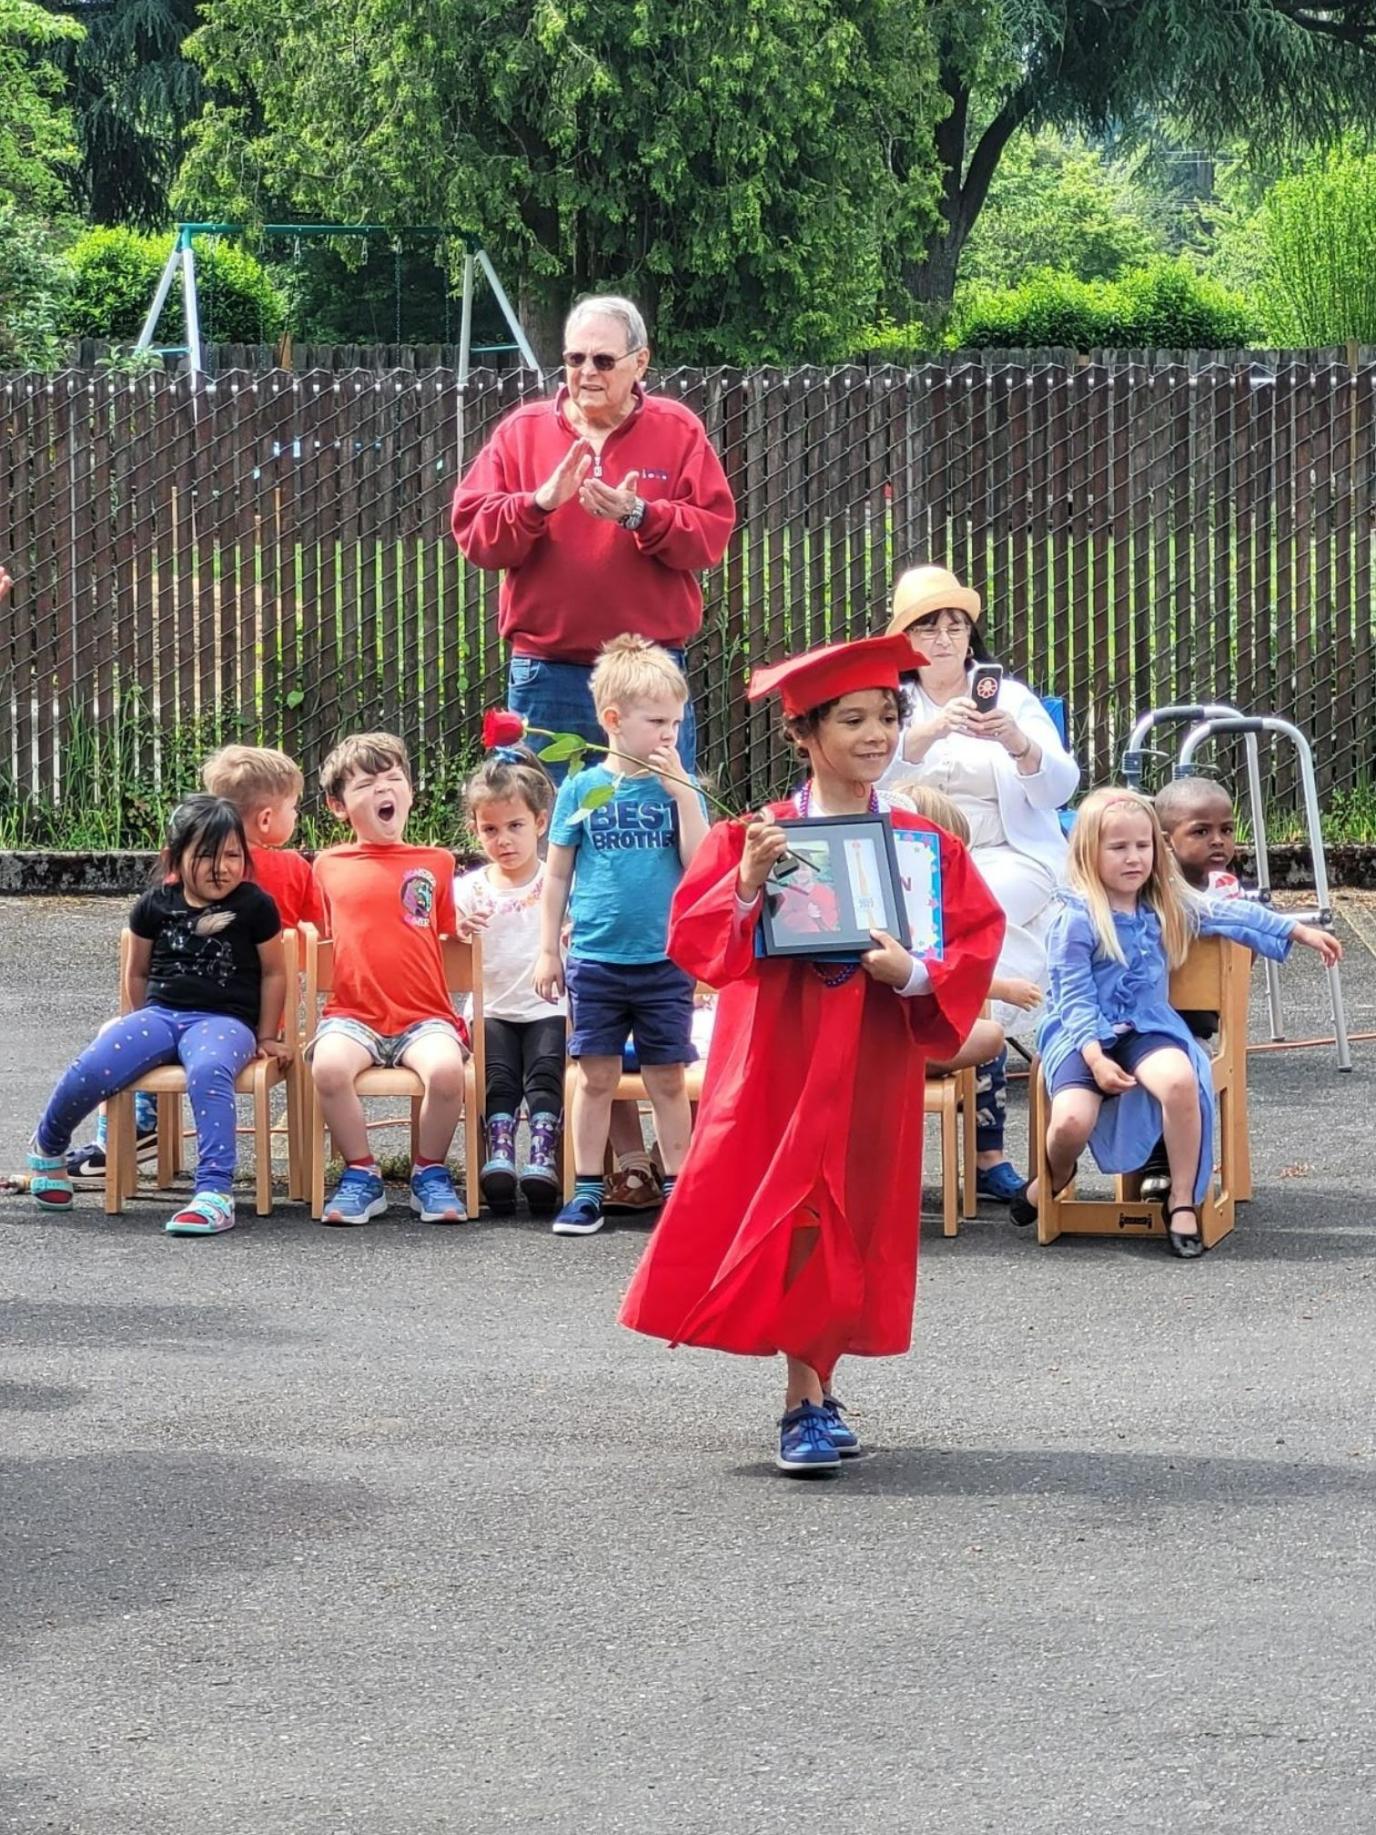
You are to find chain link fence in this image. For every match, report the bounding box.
[3,358,1374,834]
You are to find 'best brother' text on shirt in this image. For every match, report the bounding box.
[552,765,694,964]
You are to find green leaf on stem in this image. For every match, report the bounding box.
[538,735,586,764]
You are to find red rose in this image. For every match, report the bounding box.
[482,708,527,749]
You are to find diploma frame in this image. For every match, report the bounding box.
[760,813,912,960]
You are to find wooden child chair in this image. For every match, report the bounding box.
[1027,935,1252,1249]
[301,925,485,1219]
[104,927,300,1217]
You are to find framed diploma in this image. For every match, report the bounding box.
[891,824,945,961]
[760,814,912,960]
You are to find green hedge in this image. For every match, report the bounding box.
[64,226,287,344]
[950,259,1255,351]
[858,259,1256,359]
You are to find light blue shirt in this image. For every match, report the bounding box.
[551,765,698,965]
[1037,891,1297,1202]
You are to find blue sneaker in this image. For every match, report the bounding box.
[821,1394,862,1458]
[976,1160,1025,1204]
[322,1165,388,1226]
[410,1163,467,1224]
[776,1401,841,1475]
[551,1194,605,1236]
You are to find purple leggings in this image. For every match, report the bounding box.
[36,1005,256,1192]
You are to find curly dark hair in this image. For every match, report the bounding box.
[781,680,916,757]
[465,747,556,824]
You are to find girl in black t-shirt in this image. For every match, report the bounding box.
[27,796,288,1235]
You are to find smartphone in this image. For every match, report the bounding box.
[970,662,1003,710]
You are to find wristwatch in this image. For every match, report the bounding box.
[619,496,647,532]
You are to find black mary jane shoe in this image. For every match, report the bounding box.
[1009,1163,1078,1229]
[1164,1204,1205,1260]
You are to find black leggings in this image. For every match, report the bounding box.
[485,1015,565,1119]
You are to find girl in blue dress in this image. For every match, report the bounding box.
[1013,788,1341,1257]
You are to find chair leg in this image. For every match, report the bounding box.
[1234,1079,1254,1203]
[104,1091,127,1216]
[253,1070,273,1216]
[465,1070,481,1218]
[282,1065,300,1203]
[1030,1067,1062,1246]
[941,1093,959,1238]
[155,1091,178,1190]
[562,1067,576,1199]
[122,1094,140,1200]
[310,1078,326,1221]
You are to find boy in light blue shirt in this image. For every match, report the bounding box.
[536,635,708,1235]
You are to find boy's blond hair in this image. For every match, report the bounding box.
[889,779,970,844]
[320,731,411,805]
[591,634,689,716]
[201,743,303,811]
[1066,786,1195,969]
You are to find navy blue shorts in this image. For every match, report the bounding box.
[1046,1029,1184,1097]
[566,956,697,1065]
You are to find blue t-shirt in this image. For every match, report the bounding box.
[551,765,696,964]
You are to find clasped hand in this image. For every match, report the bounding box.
[535,439,639,522]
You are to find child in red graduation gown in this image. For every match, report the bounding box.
[619,633,1004,1475]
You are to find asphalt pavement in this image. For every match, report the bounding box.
[3,895,1376,1834]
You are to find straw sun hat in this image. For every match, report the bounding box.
[887,565,981,635]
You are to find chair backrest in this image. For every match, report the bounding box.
[300,923,483,1032]
[119,924,299,1017]
[1166,935,1246,1070]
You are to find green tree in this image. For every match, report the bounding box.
[960,130,1166,290]
[174,0,947,363]
[1,0,83,214]
[43,0,204,228]
[906,0,1376,315]
[1249,146,1376,343]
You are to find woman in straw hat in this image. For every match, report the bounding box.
[885,564,1080,1205]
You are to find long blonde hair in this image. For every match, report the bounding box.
[1066,787,1196,968]
[889,779,971,844]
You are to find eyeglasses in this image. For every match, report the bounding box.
[911,613,971,637]
[562,346,644,372]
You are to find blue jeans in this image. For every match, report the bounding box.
[507,653,698,785]
[36,1005,256,1192]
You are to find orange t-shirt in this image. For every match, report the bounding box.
[313,843,458,1033]
[250,844,326,931]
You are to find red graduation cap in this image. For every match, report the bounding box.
[747,633,926,717]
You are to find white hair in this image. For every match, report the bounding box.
[564,295,648,355]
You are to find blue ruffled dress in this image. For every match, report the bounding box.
[1036,892,1298,1203]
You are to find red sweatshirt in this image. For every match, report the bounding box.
[450,385,736,663]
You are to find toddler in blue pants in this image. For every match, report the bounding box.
[28,795,289,1235]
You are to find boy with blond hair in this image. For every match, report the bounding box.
[310,732,469,1225]
[535,635,708,1236]
[201,742,324,930]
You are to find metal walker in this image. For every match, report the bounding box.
[1122,706,1351,1071]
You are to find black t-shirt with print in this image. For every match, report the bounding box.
[128,883,281,1029]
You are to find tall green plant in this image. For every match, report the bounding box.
[1254,146,1376,345]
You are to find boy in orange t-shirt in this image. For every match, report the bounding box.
[201,743,325,930]
[310,732,468,1226]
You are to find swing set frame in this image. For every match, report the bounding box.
[134,222,539,382]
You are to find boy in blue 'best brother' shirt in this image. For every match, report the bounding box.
[535,635,708,1237]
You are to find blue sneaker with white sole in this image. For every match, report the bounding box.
[776,1401,841,1475]
[410,1163,467,1224]
[821,1394,862,1458]
[551,1193,605,1236]
[322,1165,388,1226]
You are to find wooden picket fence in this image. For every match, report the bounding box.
[3,357,1374,822]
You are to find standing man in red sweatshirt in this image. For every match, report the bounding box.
[450,295,736,777]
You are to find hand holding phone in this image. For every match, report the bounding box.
[970,663,1003,710]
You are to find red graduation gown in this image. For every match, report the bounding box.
[619,804,1005,1385]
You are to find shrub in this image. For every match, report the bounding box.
[65,225,287,344]
[0,205,74,370]
[945,258,1255,352]
[1253,147,1376,345]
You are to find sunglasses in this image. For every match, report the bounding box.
[911,613,971,636]
[562,346,644,372]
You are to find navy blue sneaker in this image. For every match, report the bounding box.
[552,1194,605,1236]
[976,1160,1025,1204]
[821,1394,862,1458]
[321,1165,388,1226]
[776,1401,841,1475]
